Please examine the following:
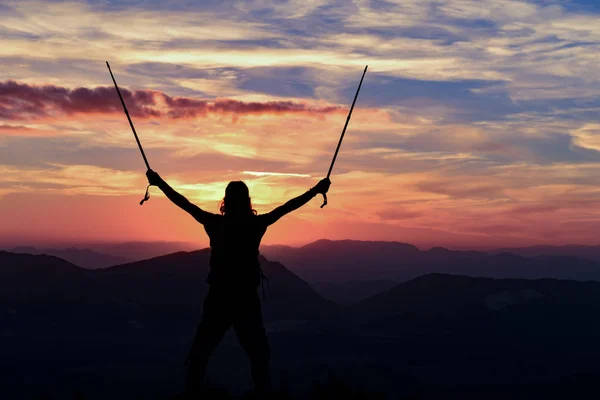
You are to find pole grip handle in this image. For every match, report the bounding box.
[320,193,328,208]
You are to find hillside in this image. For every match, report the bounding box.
[0,249,336,335]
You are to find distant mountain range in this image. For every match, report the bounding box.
[88,240,195,260]
[490,244,600,262]
[7,239,600,271]
[8,246,132,269]
[7,239,600,307]
[4,241,196,270]
[260,239,600,286]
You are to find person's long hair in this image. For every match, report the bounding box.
[219,181,257,216]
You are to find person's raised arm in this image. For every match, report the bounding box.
[261,178,331,226]
[146,169,213,225]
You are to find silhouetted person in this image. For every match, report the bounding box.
[146,170,331,398]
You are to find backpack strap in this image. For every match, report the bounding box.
[260,267,269,300]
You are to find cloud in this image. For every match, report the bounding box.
[571,123,600,151]
[242,171,312,177]
[0,80,344,121]
[0,163,144,197]
[0,80,159,120]
[161,93,342,120]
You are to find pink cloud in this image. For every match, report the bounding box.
[0,80,343,121]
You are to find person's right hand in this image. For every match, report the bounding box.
[146,169,163,186]
[313,178,331,194]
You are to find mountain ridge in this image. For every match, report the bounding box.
[260,240,600,285]
[8,246,131,269]
[0,249,336,327]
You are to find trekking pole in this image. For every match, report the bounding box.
[321,65,368,208]
[106,61,152,205]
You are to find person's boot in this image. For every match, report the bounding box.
[251,363,272,399]
[183,361,208,399]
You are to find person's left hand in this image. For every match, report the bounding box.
[146,169,163,186]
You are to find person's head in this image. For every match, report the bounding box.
[220,181,257,216]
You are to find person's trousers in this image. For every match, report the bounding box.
[184,285,271,395]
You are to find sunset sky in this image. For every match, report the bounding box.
[2,0,600,250]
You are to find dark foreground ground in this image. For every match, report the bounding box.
[5,251,600,399]
[5,327,600,400]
